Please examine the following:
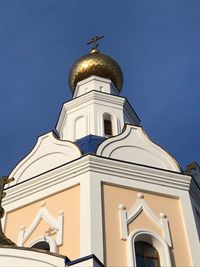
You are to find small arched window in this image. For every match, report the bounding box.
[135,241,160,267]
[103,114,113,136]
[31,241,50,252]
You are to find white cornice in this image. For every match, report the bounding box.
[3,155,194,212]
[62,91,125,112]
[73,75,119,98]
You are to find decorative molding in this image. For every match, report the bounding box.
[18,204,64,247]
[7,132,81,186]
[3,155,192,211]
[97,125,181,172]
[119,197,172,247]
[73,75,119,98]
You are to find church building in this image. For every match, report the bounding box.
[0,36,200,267]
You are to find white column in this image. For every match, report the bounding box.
[180,191,200,266]
[80,173,104,263]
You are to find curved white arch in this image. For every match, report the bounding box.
[74,115,88,140]
[28,236,57,253]
[97,125,181,172]
[127,229,172,267]
[7,132,81,185]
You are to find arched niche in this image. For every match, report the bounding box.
[75,116,87,140]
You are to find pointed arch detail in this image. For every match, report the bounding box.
[18,203,64,247]
[119,196,172,247]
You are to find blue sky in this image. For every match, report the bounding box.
[0,0,199,176]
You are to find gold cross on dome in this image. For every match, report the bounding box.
[87,35,104,49]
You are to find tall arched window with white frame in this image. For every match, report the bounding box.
[127,230,172,267]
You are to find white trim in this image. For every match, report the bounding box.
[1,212,7,232]
[127,229,172,267]
[18,205,64,247]
[80,173,104,263]
[0,247,66,267]
[190,196,200,240]
[3,155,191,211]
[73,76,119,98]
[7,132,81,185]
[98,112,104,136]
[97,125,181,172]
[118,205,127,240]
[119,198,172,247]
[179,193,200,266]
[28,236,57,253]
[117,117,122,133]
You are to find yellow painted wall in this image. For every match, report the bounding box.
[4,185,80,260]
[102,184,192,267]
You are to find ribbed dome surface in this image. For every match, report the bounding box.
[68,49,123,92]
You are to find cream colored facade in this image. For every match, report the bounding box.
[5,186,80,259]
[1,47,200,267]
[103,185,191,266]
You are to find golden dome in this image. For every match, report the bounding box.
[68,48,123,92]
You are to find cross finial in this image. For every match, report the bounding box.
[0,176,14,205]
[87,35,104,50]
[0,176,16,246]
[45,227,56,236]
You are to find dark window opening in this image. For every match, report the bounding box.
[31,241,50,251]
[104,119,112,136]
[135,241,160,267]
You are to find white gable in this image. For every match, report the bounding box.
[8,132,81,185]
[97,125,181,172]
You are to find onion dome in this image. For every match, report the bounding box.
[68,47,123,93]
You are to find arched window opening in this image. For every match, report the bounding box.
[31,241,50,252]
[135,241,160,267]
[103,114,113,136]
